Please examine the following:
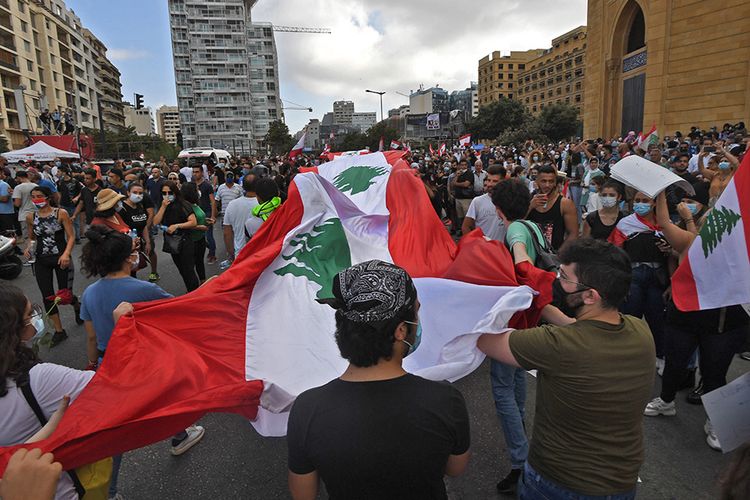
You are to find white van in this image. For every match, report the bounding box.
[177,147,232,166]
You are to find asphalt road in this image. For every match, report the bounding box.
[7,228,748,499]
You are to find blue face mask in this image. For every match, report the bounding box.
[718,161,731,170]
[589,185,597,193]
[686,203,699,215]
[402,320,422,356]
[26,313,46,347]
[633,202,652,216]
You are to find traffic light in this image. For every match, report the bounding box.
[134,93,144,110]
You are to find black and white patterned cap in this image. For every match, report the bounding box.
[321,260,417,323]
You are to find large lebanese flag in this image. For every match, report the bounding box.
[672,153,750,311]
[0,151,550,471]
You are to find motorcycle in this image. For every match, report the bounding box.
[0,230,23,280]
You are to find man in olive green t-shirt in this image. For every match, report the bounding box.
[479,238,655,498]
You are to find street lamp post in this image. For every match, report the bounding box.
[365,89,386,123]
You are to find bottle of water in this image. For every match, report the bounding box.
[27,241,36,264]
[157,225,169,232]
[128,228,138,240]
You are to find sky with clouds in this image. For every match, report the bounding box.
[66,0,587,135]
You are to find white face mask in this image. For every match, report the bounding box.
[129,251,140,271]
[25,313,46,346]
[130,193,143,204]
[600,196,618,208]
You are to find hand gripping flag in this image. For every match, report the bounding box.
[672,152,750,311]
[0,151,553,472]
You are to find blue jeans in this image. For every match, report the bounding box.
[569,185,583,222]
[205,223,216,257]
[63,205,80,240]
[490,359,528,469]
[621,265,666,357]
[519,462,636,500]
[108,454,122,496]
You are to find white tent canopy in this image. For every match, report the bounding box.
[1,140,80,162]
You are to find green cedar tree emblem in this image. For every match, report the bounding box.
[699,206,742,258]
[274,218,352,299]
[333,166,388,195]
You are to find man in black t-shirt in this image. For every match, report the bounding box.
[191,166,217,263]
[73,168,102,227]
[287,260,470,500]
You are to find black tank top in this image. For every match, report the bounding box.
[528,194,565,250]
[585,211,624,240]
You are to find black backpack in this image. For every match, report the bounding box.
[518,220,560,272]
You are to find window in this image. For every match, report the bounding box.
[26,60,33,71]
[24,40,31,52]
[518,64,525,70]
[21,21,28,33]
[498,63,503,69]
[18,1,26,13]
[575,94,581,102]
[508,63,513,69]
[508,82,513,89]
[497,83,503,89]
[508,94,513,100]
[29,80,36,90]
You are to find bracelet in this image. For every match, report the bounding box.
[682,218,694,224]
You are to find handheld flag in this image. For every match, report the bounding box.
[289,132,306,159]
[459,134,471,147]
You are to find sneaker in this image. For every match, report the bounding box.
[656,357,665,377]
[170,425,205,456]
[704,419,722,451]
[147,272,160,283]
[496,468,522,495]
[687,379,704,405]
[740,352,750,361]
[50,330,68,347]
[207,255,217,264]
[644,397,676,416]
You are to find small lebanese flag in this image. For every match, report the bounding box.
[439,143,446,156]
[378,136,384,152]
[289,132,306,159]
[429,144,435,156]
[459,134,471,147]
[319,143,331,158]
[405,142,412,153]
[637,125,657,152]
[672,152,750,311]
[390,139,402,150]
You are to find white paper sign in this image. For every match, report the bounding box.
[702,371,750,453]
[610,155,695,199]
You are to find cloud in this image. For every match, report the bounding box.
[251,0,587,131]
[108,48,150,61]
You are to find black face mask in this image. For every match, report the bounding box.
[552,279,588,318]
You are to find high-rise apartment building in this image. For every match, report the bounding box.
[156,105,180,145]
[167,0,283,152]
[409,87,449,115]
[450,82,479,120]
[477,49,544,108]
[517,26,587,116]
[0,0,125,148]
[333,100,354,124]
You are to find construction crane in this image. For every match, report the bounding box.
[272,26,331,34]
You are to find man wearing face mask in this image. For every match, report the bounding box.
[478,239,654,499]
[287,260,470,499]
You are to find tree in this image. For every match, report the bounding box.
[466,98,530,140]
[535,103,582,142]
[364,121,401,151]
[265,120,295,156]
[338,131,369,152]
[82,126,179,160]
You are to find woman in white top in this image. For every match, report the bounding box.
[0,283,94,499]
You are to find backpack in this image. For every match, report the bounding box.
[518,220,560,272]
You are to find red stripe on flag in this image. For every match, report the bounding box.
[734,151,750,260]
[672,254,700,311]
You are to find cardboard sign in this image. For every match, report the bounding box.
[702,371,750,453]
[610,155,695,199]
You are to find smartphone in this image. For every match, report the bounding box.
[704,146,716,153]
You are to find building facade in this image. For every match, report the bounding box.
[123,105,154,136]
[517,26,587,116]
[0,0,124,148]
[450,82,479,120]
[584,0,750,139]
[156,105,180,145]
[167,0,283,152]
[477,49,544,107]
[409,87,449,115]
[332,100,354,124]
[351,111,376,132]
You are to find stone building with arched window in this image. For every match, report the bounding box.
[583,0,750,139]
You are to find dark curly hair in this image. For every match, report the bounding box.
[0,284,39,397]
[80,224,132,277]
[31,185,58,207]
[491,179,531,221]
[334,304,418,367]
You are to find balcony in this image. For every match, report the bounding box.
[0,49,18,71]
[0,12,11,33]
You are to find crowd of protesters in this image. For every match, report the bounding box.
[0,120,749,499]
